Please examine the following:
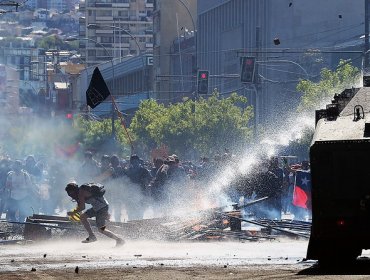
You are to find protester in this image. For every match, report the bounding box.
[291,160,311,220]
[5,160,35,222]
[65,182,124,246]
[109,155,125,222]
[124,154,152,220]
[267,157,284,219]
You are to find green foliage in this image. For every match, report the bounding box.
[37,92,254,158]
[76,117,132,155]
[129,91,254,157]
[76,117,112,149]
[297,59,361,112]
[0,37,25,48]
[35,35,73,51]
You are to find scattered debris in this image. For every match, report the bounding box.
[0,204,311,243]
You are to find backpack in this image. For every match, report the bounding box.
[80,183,105,197]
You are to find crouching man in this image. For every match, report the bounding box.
[65,182,124,247]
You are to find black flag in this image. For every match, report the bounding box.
[86,67,111,109]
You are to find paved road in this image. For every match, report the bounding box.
[0,239,369,279]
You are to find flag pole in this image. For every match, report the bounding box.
[110,96,134,154]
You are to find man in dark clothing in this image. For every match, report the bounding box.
[252,159,282,219]
[24,155,42,179]
[149,156,188,209]
[109,155,125,222]
[124,155,152,220]
[267,157,284,218]
[150,158,164,178]
[125,155,152,189]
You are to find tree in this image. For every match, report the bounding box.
[297,59,361,112]
[129,91,254,157]
[35,34,75,51]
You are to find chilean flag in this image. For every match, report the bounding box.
[293,170,311,209]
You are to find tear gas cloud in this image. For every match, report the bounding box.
[0,73,359,223]
[0,106,316,222]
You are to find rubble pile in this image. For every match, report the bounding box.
[0,209,311,243]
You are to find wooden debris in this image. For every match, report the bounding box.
[0,202,311,242]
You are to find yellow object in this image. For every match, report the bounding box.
[68,209,81,222]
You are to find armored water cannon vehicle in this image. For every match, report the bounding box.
[307,75,370,264]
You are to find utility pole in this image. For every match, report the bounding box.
[365,0,370,69]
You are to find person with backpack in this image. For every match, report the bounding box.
[65,182,124,247]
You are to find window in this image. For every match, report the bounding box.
[96,10,112,17]
[101,36,113,43]
[97,50,109,56]
[118,10,129,18]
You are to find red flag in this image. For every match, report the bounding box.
[292,170,311,209]
[54,142,80,158]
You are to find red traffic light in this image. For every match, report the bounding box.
[241,57,256,83]
[198,70,209,80]
[66,113,73,119]
[245,59,254,65]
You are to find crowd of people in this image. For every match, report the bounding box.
[0,150,311,224]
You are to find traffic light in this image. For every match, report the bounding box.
[240,57,256,83]
[197,70,209,95]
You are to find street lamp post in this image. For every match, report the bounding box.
[87,24,148,98]
[175,0,197,97]
[257,59,310,80]
[176,0,196,55]
[66,36,116,139]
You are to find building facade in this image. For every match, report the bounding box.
[153,0,197,103]
[79,0,154,66]
[25,0,76,11]
[197,0,365,127]
[75,54,153,117]
[169,35,195,102]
